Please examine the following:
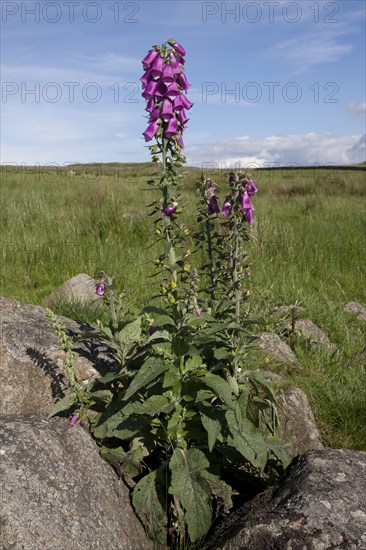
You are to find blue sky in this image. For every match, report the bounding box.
[1,0,365,167]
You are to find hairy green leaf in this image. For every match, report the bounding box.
[225,410,268,470]
[170,448,212,542]
[123,358,169,401]
[48,393,76,418]
[199,404,225,452]
[132,465,168,546]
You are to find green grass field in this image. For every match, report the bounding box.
[1,163,365,450]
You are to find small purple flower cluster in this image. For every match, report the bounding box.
[141,40,193,146]
[207,175,258,224]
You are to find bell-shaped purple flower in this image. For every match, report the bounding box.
[241,191,256,223]
[208,196,221,215]
[222,200,232,217]
[162,63,175,86]
[69,415,78,426]
[244,206,255,224]
[96,282,105,296]
[142,48,160,70]
[165,116,178,138]
[150,55,164,79]
[246,178,258,196]
[241,191,252,211]
[162,202,178,216]
[173,41,186,57]
[196,308,202,317]
[140,69,152,88]
[143,119,160,142]
[178,110,189,125]
[161,98,174,122]
[145,98,155,112]
[180,94,193,110]
[172,96,184,112]
[166,82,180,101]
[155,80,167,97]
[149,106,161,121]
[142,79,158,100]
[170,55,183,75]
[176,72,191,90]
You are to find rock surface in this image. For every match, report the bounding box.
[0,415,150,550]
[256,332,297,364]
[344,301,366,323]
[205,448,366,550]
[0,297,112,416]
[291,318,337,352]
[42,273,101,307]
[278,387,323,457]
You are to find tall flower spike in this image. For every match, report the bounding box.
[140,39,192,145]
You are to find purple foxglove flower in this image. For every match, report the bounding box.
[165,116,178,138]
[173,42,186,57]
[96,282,105,296]
[80,420,87,429]
[149,107,161,121]
[162,63,175,86]
[161,98,174,121]
[162,203,178,216]
[142,48,160,70]
[177,72,191,90]
[166,82,180,101]
[178,110,189,125]
[69,415,78,426]
[143,119,160,142]
[222,200,232,217]
[142,79,158,100]
[140,69,152,88]
[172,96,184,112]
[244,207,255,224]
[155,81,167,97]
[208,196,220,215]
[145,98,155,112]
[196,308,202,317]
[241,191,252,211]
[150,55,164,79]
[207,180,216,198]
[148,325,156,335]
[170,55,182,75]
[180,94,193,110]
[246,178,258,196]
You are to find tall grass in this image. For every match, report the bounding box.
[1,164,365,449]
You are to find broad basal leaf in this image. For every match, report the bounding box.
[132,465,168,547]
[225,410,268,470]
[170,448,213,542]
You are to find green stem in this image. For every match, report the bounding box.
[232,217,241,323]
[205,217,216,302]
[108,282,118,334]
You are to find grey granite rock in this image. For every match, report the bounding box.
[42,273,101,307]
[278,387,323,457]
[0,297,113,417]
[205,448,366,550]
[256,333,298,364]
[290,318,337,352]
[0,415,150,549]
[344,301,366,323]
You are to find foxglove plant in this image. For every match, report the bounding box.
[47,40,290,550]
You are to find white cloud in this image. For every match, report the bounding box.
[345,103,366,116]
[185,133,365,167]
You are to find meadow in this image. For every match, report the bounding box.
[1,163,365,450]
